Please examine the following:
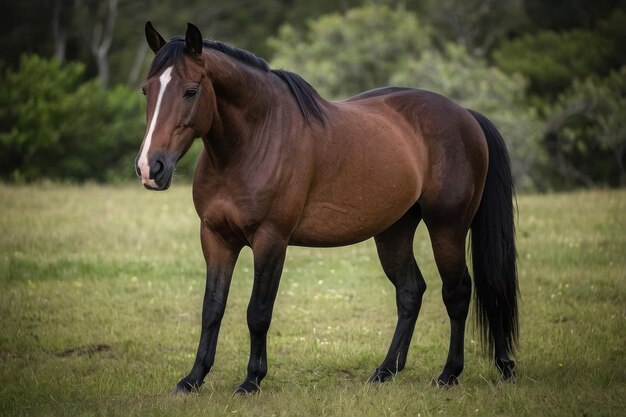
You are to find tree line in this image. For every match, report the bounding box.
[1,0,624,189]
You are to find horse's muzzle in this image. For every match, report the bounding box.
[136,154,174,191]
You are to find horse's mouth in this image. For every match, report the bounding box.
[143,168,174,191]
[144,180,171,191]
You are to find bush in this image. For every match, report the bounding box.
[492,29,614,99]
[546,67,626,187]
[0,55,145,182]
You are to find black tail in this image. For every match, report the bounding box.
[468,109,519,358]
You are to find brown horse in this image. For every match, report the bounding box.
[136,22,519,395]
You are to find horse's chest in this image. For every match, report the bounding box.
[193,193,261,242]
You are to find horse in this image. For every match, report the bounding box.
[135,22,519,395]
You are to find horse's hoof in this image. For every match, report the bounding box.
[500,367,516,382]
[432,374,459,388]
[496,358,516,382]
[501,372,516,382]
[233,380,260,395]
[367,368,395,384]
[169,379,197,396]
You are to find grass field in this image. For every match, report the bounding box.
[0,184,624,416]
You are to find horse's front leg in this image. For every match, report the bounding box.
[170,226,242,395]
[234,233,287,394]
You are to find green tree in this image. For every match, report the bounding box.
[420,0,531,54]
[493,29,614,99]
[269,4,432,99]
[598,8,626,70]
[523,0,620,30]
[546,67,626,187]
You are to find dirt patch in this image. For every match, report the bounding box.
[58,343,113,358]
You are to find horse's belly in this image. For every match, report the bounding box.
[289,173,420,247]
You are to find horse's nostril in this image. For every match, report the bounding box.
[150,159,165,179]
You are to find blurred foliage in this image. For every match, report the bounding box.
[0,55,144,182]
[598,9,626,69]
[417,0,531,54]
[523,0,622,30]
[493,29,614,99]
[493,8,626,101]
[270,4,431,99]
[490,7,626,188]
[546,67,626,187]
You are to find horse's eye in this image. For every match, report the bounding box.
[184,89,198,99]
[140,87,146,96]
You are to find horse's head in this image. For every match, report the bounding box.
[136,22,214,190]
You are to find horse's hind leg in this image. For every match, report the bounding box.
[426,222,472,386]
[368,205,426,383]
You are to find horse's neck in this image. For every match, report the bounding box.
[203,56,306,171]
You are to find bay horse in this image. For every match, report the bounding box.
[135,22,519,395]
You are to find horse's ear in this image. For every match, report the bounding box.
[145,21,166,54]
[185,23,203,56]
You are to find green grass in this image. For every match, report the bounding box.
[0,184,624,416]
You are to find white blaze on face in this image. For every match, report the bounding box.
[138,66,173,187]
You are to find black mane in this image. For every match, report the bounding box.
[148,37,326,126]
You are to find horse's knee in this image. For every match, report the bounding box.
[396,286,425,318]
[247,306,272,335]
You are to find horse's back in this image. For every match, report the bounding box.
[343,86,416,102]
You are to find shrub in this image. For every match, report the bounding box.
[0,55,145,182]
